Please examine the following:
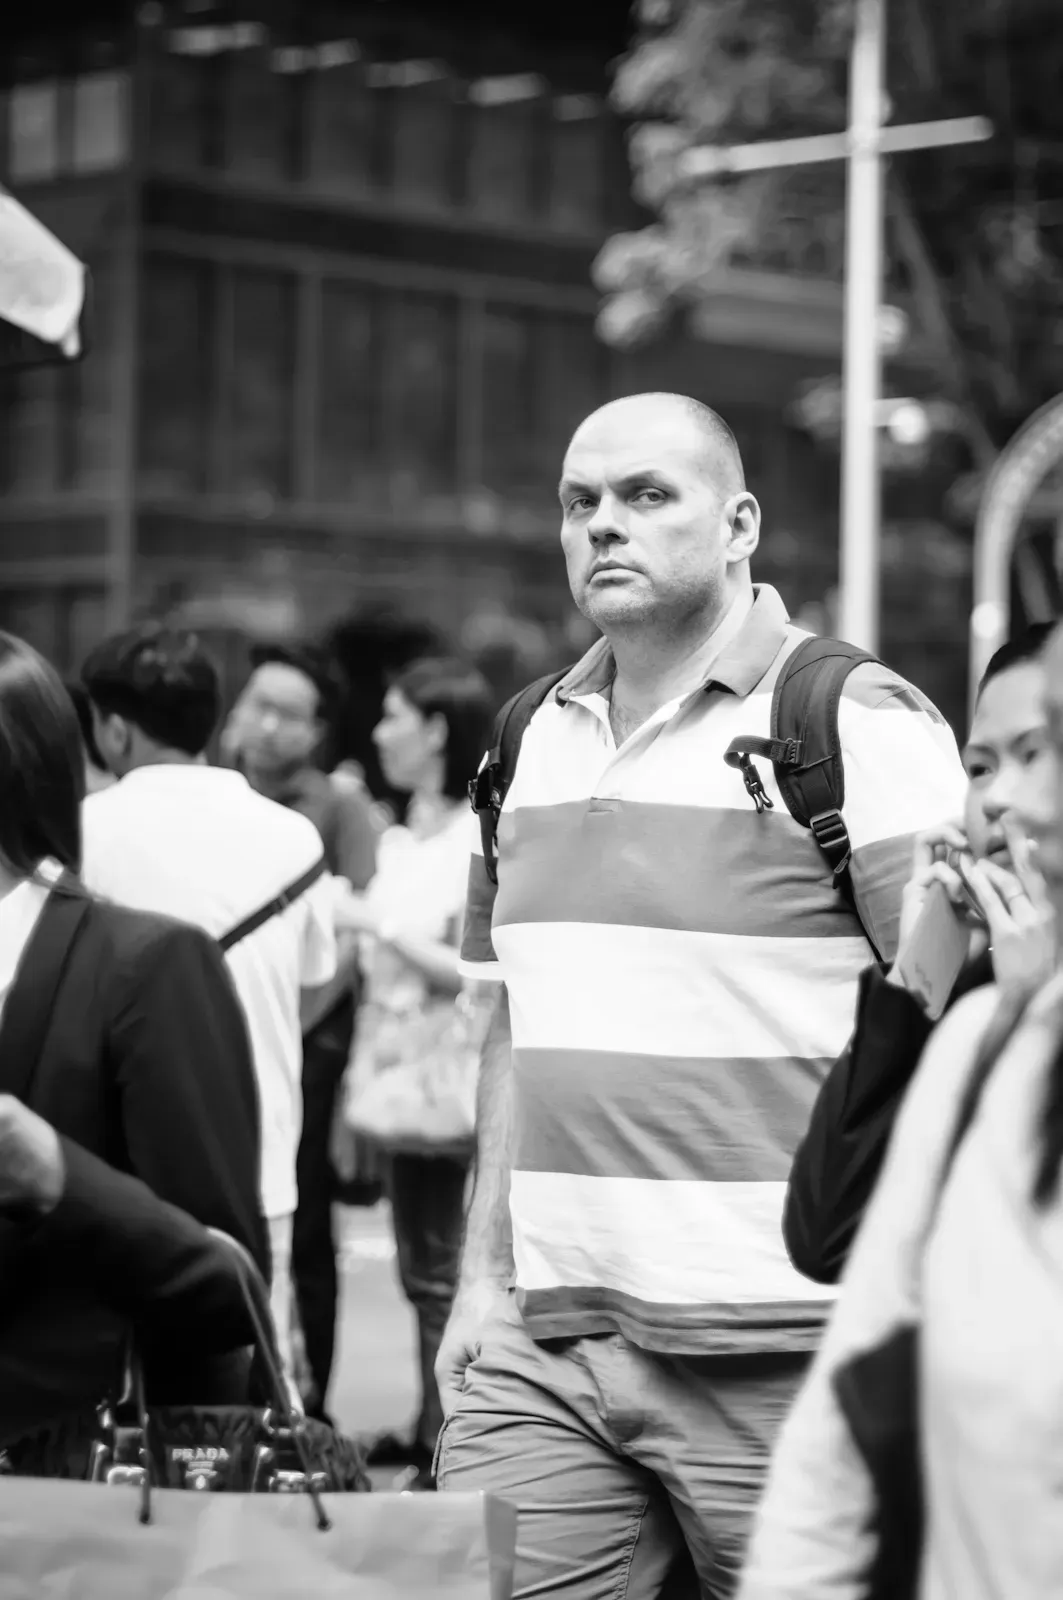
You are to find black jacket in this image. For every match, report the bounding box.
[0,880,267,1448]
[784,952,994,1284]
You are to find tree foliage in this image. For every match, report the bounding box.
[598,0,1063,464]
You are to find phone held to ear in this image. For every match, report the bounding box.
[946,847,989,929]
[892,880,971,1021]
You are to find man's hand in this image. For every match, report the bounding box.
[0,1096,65,1214]
[435,1277,509,1419]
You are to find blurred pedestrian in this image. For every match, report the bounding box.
[340,658,493,1487]
[434,392,966,1599]
[785,622,1057,1283]
[738,618,1063,1600]
[0,631,265,1469]
[79,624,338,1383]
[232,641,378,1420]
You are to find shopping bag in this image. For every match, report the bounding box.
[0,1479,517,1599]
[346,989,491,1158]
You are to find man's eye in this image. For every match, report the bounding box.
[568,496,595,513]
[632,488,665,505]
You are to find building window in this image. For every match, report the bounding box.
[72,72,127,173]
[465,103,542,224]
[221,50,298,184]
[138,254,215,496]
[147,52,210,170]
[305,63,380,198]
[548,107,603,234]
[316,279,384,503]
[0,365,59,493]
[387,78,458,210]
[479,305,545,511]
[222,266,296,500]
[384,290,459,512]
[541,311,609,464]
[8,82,59,183]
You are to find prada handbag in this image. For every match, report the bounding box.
[0,1234,518,1599]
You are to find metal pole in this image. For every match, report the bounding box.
[838,0,886,651]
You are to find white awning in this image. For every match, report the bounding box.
[0,187,86,358]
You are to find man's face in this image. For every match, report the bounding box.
[963,658,1050,863]
[1025,630,1063,921]
[235,663,321,775]
[558,406,759,635]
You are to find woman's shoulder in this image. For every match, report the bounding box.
[79,891,217,970]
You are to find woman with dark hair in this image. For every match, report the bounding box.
[739,623,1063,1598]
[338,657,495,1487]
[0,631,266,1470]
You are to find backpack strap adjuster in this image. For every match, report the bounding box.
[809,809,853,876]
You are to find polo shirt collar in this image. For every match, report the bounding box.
[555,583,791,706]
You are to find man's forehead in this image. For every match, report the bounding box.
[562,414,702,479]
[250,662,316,702]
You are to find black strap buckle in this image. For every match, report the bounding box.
[809,809,852,874]
[735,753,774,816]
[469,763,500,817]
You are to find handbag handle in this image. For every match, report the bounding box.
[110,1231,332,1532]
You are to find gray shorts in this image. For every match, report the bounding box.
[436,1293,807,1600]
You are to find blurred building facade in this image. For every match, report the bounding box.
[0,0,950,711]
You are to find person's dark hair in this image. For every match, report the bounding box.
[81,623,222,757]
[0,632,83,876]
[65,680,109,774]
[248,640,341,725]
[978,622,1054,696]
[388,657,495,802]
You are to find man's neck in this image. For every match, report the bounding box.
[244,760,312,802]
[123,749,206,774]
[608,587,754,739]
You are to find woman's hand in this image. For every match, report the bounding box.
[963,817,1056,1001]
[889,822,975,990]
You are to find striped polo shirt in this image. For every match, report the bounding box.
[460,585,967,1355]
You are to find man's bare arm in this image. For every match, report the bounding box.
[435,983,513,1416]
[459,985,513,1286]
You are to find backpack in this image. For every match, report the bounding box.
[468,635,879,920]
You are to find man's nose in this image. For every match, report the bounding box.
[587,495,625,544]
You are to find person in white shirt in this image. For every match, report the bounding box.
[79,623,338,1377]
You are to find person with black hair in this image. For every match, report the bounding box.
[65,680,114,796]
[338,657,494,1487]
[228,640,378,1421]
[80,623,341,1389]
[0,630,265,1467]
[783,623,1057,1285]
[740,622,1063,1599]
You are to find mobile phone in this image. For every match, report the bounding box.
[892,879,971,1020]
[946,848,988,928]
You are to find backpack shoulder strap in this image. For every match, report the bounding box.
[469,668,571,887]
[723,635,880,936]
[770,635,880,883]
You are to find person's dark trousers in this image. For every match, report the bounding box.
[292,1000,353,1419]
[388,1151,469,1456]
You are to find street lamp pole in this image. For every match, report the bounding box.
[838,0,886,653]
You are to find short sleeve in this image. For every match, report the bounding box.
[300,872,339,990]
[839,665,968,964]
[331,787,378,890]
[459,799,502,982]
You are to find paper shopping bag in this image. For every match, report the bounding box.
[0,1481,517,1600]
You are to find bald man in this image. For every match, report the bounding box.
[435,393,966,1598]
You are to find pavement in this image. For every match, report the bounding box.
[329,1202,419,1484]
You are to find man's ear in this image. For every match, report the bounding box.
[93,707,130,769]
[724,491,761,566]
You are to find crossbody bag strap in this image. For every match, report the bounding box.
[218,856,329,955]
